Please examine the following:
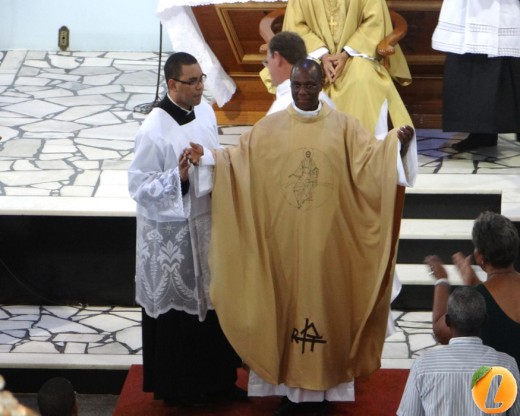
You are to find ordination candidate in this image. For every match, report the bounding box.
[128,52,241,407]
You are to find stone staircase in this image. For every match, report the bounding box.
[0,181,515,395]
[395,189,520,310]
[0,189,507,309]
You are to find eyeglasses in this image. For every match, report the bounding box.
[171,74,207,86]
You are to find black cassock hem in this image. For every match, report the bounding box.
[141,308,241,402]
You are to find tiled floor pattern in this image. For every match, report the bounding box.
[0,305,429,371]
[1,50,520,200]
[0,50,518,372]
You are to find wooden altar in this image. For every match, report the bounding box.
[191,0,445,128]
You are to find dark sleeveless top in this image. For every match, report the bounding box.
[476,284,520,366]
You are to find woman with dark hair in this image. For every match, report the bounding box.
[426,211,520,365]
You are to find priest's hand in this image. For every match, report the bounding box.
[328,50,349,82]
[321,53,337,84]
[397,125,414,157]
[321,52,348,84]
[187,142,204,166]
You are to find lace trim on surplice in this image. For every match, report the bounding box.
[135,212,212,321]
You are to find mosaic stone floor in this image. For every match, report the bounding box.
[0,305,140,355]
[0,304,430,371]
[1,50,519,373]
[1,50,520,200]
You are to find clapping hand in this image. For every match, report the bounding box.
[452,252,480,286]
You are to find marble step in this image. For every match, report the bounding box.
[398,218,474,264]
[403,190,501,219]
[396,263,486,286]
[0,215,506,306]
[400,218,473,239]
[392,263,488,311]
[398,218,520,269]
[411,174,520,221]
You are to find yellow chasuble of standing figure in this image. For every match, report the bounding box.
[283,0,413,133]
[209,103,400,391]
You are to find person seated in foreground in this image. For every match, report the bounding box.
[397,287,520,415]
[264,31,334,115]
[425,211,520,366]
[37,377,78,416]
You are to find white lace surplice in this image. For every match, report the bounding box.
[135,212,212,321]
[129,102,218,321]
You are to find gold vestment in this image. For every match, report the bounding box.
[209,104,401,390]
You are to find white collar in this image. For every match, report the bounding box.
[292,100,322,117]
[167,92,193,114]
[448,336,483,345]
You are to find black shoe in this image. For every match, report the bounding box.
[274,397,298,416]
[302,400,329,415]
[274,397,329,415]
[223,385,248,402]
[451,133,498,151]
[177,394,215,408]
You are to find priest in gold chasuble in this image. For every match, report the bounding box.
[188,60,416,409]
[283,0,413,137]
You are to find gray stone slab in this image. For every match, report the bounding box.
[0,51,27,73]
[12,341,59,353]
[54,105,112,122]
[75,138,133,151]
[1,170,74,186]
[22,120,88,133]
[78,122,140,141]
[4,100,66,118]
[88,342,130,355]
[76,112,123,126]
[38,315,97,334]
[15,77,51,86]
[0,138,42,158]
[79,315,138,333]
[49,55,81,70]
[77,145,122,161]
[45,95,116,106]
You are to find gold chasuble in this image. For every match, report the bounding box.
[209,104,400,391]
[283,0,413,133]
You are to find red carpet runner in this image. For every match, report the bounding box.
[114,365,409,415]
